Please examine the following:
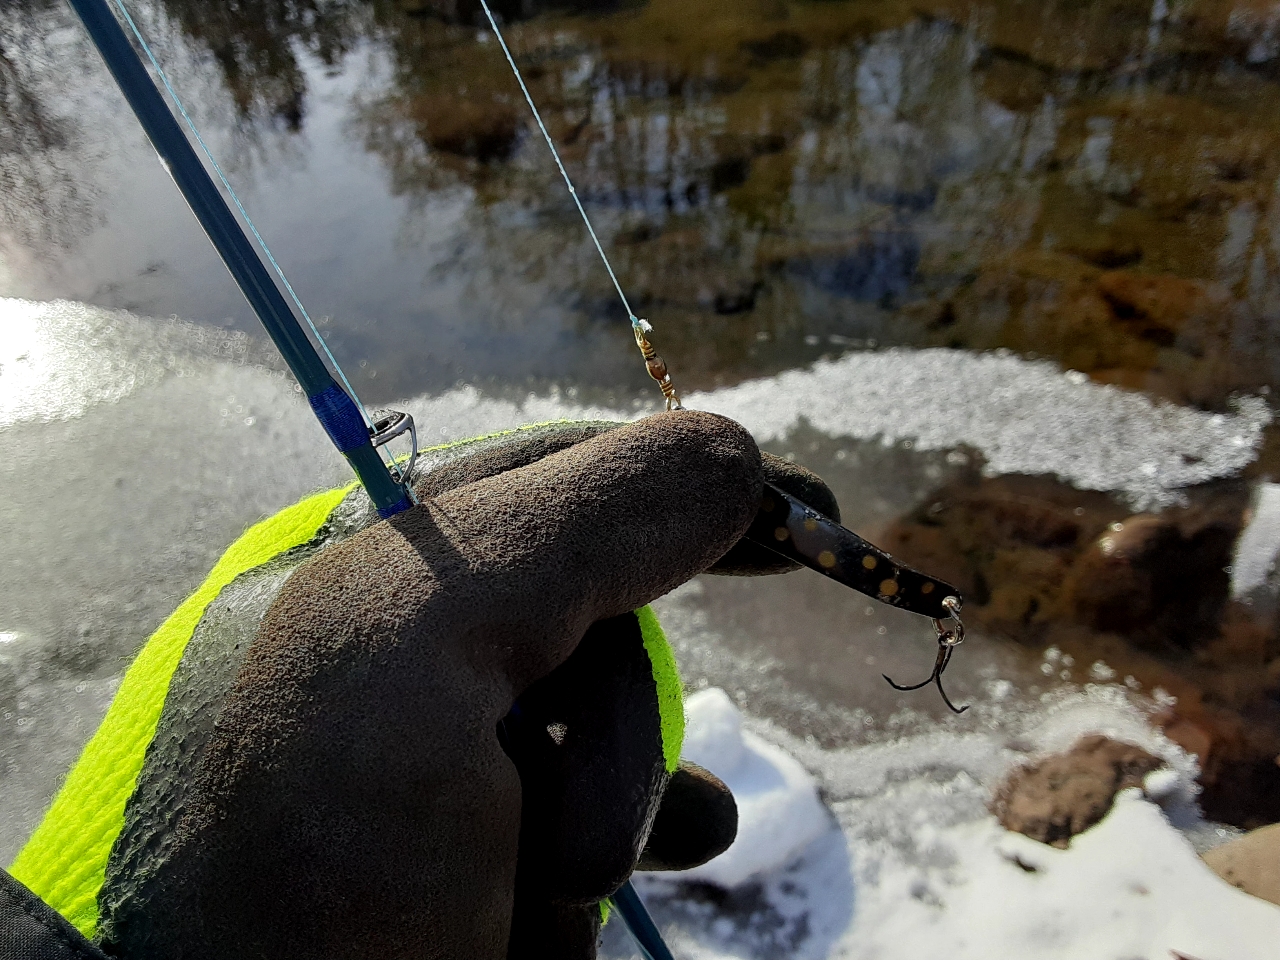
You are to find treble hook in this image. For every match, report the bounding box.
[883,596,969,714]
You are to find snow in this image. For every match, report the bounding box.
[653,688,830,888]
[688,349,1270,509]
[1232,481,1280,597]
[838,791,1280,960]
[614,688,1280,960]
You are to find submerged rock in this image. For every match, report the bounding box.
[882,470,1280,827]
[408,94,520,161]
[991,735,1165,847]
[927,253,1254,408]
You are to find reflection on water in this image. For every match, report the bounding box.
[7,0,1280,836]
[156,0,363,131]
[6,0,1280,402]
[0,0,97,251]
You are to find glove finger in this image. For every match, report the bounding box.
[389,408,763,692]
[636,760,738,872]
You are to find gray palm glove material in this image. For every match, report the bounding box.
[98,411,763,960]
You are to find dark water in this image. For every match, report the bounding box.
[6,0,1280,868]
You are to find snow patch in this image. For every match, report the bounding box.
[653,688,830,888]
[1232,481,1280,597]
[688,349,1269,508]
[612,688,1279,959]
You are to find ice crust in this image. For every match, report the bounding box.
[2,299,1269,508]
[688,349,1271,508]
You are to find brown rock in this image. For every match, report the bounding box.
[992,735,1165,848]
[1061,507,1241,652]
[932,251,1250,408]
[1202,823,1280,907]
[880,471,1246,654]
[1096,270,1220,348]
[877,471,1128,636]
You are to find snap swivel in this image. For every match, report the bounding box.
[633,319,683,411]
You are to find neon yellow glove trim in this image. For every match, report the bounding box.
[637,605,683,774]
[8,484,355,937]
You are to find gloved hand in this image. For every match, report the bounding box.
[9,411,840,960]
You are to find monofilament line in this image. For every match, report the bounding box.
[108,0,383,440]
[477,0,641,332]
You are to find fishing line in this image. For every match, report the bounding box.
[481,0,645,335]
[107,0,395,466]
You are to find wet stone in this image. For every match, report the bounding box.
[991,735,1165,848]
[1202,822,1280,907]
[881,470,1280,827]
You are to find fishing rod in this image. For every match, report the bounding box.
[67,0,414,520]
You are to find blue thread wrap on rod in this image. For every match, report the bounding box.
[377,494,414,520]
[68,0,411,518]
[309,385,372,453]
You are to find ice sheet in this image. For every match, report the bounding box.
[689,349,1270,509]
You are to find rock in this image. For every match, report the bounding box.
[931,252,1251,408]
[877,471,1129,637]
[1202,823,1280,907]
[992,735,1165,848]
[1096,270,1224,349]
[880,471,1247,653]
[1061,506,1241,652]
[882,472,1280,826]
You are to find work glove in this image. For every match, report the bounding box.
[7,411,839,960]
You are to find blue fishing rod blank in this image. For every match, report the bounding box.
[68,0,411,519]
[611,881,676,960]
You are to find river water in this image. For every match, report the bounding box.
[4,0,1280,954]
